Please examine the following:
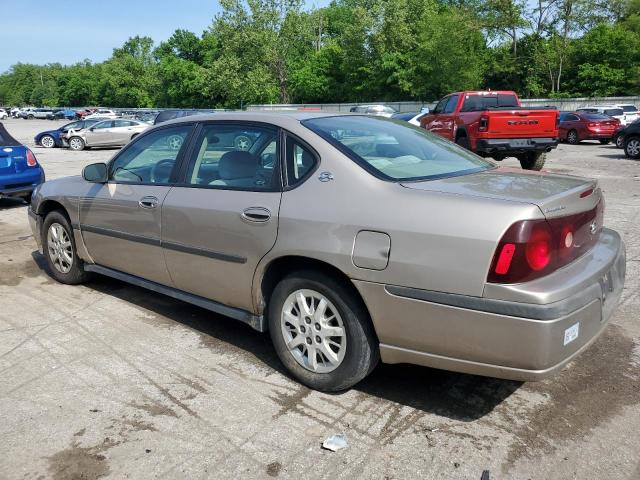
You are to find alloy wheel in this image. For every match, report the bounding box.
[627,139,640,157]
[568,131,578,144]
[167,135,183,150]
[281,289,347,373]
[47,223,73,274]
[235,135,251,151]
[41,135,55,148]
[69,137,83,150]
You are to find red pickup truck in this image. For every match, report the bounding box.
[420,91,559,170]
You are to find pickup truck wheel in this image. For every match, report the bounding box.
[518,151,546,170]
[599,139,611,145]
[455,135,470,150]
[625,137,640,159]
[42,211,90,285]
[567,129,579,145]
[268,270,379,392]
[68,136,85,151]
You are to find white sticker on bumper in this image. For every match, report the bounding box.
[564,322,580,346]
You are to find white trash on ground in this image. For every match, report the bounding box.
[322,434,348,452]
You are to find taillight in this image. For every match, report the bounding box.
[488,200,603,283]
[479,116,489,132]
[26,148,38,167]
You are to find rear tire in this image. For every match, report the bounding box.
[518,151,546,170]
[624,136,640,159]
[455,135,470,150]
[268,270,379,392]
[567,129,579,145]
[42,210,90,285]
[599,139,611,145]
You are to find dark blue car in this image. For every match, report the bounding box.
[1,122,45,202]
[34,119,101,148]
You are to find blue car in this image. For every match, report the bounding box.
[0,122,45,202]
[34,119,101,148]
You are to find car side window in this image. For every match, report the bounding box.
[443,95,459,114]
[109,125,193,184]
[286,137,317,186]
[113,120,134,127]
[568,114,579,121]
[184,123,280,191]
[94,121,113,129]
[433,97,448,114]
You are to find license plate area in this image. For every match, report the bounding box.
[511,139,530,147]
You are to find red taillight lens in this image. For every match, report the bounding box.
[488,199,603,284]
[26,148,38,167]
[525,225,552,271]
[479,116,489,132]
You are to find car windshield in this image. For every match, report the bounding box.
[303,116,493,181]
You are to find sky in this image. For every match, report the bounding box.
[0,0,223,73]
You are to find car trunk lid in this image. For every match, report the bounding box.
[0,146,28,175]
[401,167,600,219]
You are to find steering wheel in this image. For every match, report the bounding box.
[151,159,175,183]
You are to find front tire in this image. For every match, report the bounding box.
[40,135,56,148]
[615,134,625,149]
[567,129,579,145]
[42,210,90,284]
[625,136,640,159]
[268,271,379,392]
[518,151,546,170]
[68,136,85,151]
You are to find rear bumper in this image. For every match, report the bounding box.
[0,169,44,198]
[475,137,558,155]
[354,228,626,381]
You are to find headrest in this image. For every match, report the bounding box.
[219,151,258,179]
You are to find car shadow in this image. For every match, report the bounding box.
[0,197,28,210]
[31,255,522,422]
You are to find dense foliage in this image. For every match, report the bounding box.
[1,0,638,108]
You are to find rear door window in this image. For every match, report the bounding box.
[184,123,280,191]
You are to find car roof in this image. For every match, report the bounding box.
[158,111,349,128]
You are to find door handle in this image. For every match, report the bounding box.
[241,207,271,223]
[139,196,159,209]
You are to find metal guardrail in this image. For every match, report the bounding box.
[246,96,640,113]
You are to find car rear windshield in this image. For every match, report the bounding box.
[604,108,623,116]
[620,105,638,113]
[460,94,519,112]
[583,114,613,121]
[302,116,493,181]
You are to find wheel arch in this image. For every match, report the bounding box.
[455,126,468,140]
[257,255,378,340]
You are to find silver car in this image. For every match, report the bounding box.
[65,119,149,151]
[28,112,626,391]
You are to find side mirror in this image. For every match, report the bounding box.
[83,162,108,183]
[89,127,95,131]
[420,106,430,114]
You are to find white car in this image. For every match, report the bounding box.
[0,109,7,119]
[391,111,429,126]
[613,104,639,124]
[577,105,627,124]
[84,109,119,120]
[64,119,149,151]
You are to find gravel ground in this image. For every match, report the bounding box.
[1,118,638,480]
